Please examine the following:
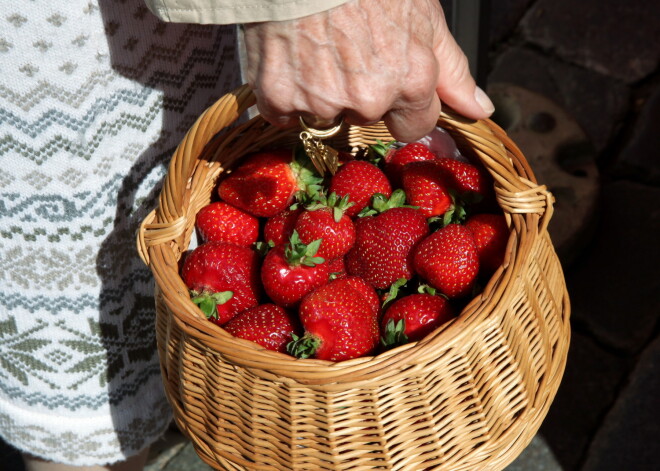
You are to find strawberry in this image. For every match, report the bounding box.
[217,149,298,217]
[223,304,301,353]
[465,213,509,276]
[263,207,302,246]
[379,141,438,188]
[329,160,392,218]
[435,157,494,206]
[195,201,260,246]
[288,277,379,361]
[327,256,347,279]
[413,224,480,299]
[294,193,356,260]
[261,231,329,307]
[401,160,454,219]
[381,290,455,347]
[345,191,429,289]
[342,276,382,318]
[181,241,261,325]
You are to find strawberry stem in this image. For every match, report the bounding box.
[285,231,325,267]
[380,319,408,349]
[190,290,233,320]
[304,191,354,222]
[382,278,409,310]
[367,139,397,166]
[428,190,467,229]
[358,189,417,217]
[287,333,321,359]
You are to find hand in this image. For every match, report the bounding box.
[243,0,494,143]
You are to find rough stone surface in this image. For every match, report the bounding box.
[488,46,630,153]
[520,0,660,83]
[157,433,565,471]
[580,335,660,471]
[567,180,660,353]
[611,85,660,184]
[488,0,533,45]
[145,427,188,471]
[161,440,214,471]
[487,83,600,266]
[539,332,630,471]
[503,434,562,471]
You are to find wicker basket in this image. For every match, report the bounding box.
[137,84,570,471]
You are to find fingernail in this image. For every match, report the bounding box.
[475,86,495,115]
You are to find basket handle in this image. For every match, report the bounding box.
[137,84,256,265]
[437,110,555,234]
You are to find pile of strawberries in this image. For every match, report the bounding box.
[180,131,509,362]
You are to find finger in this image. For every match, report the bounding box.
[433,33,494,120]
[383,93,441,143]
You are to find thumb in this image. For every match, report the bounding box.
[434,33,494,120]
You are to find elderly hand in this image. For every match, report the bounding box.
[243,0,494,143]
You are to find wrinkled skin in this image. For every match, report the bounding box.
[244,0,494,143]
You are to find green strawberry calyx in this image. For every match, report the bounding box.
[358,189,418,217]
[380,318,408,349]
[367,139,398,165]
[428,189,467,229]
[382,278,409,310]
[287,333,321,359]
[417,284,441,296]
[304,191,354,223]
[190,290,233,320]
[254,239,275,256]
[285,230,325,267]
[291,146,325,196]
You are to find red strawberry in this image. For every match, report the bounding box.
[435,157,495,208]
[345,192,429,289]
[465,213,509,276]
[382,141,437,187]
[223,304,301,353]
[327,256,347,279]
[342,276,381,318]
[181,241,261,325]
[329,160,392,218]
[263,207,302,246]
[381,291,455,346]
[195,201,259,246]
[401,160,454,219]
[217,149,298,217]
[261,231,330,307]
[294,193,356,260]
[288,278,379,361]
[413,224,479,299]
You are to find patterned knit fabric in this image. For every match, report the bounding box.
[0,0,241,465]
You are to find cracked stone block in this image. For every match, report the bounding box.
[488,46,630,153]
[520,0,660,83]
[581,335,660,471]
[160,441,213,471]
[504,434,562,471]
[611,85,660,185]
[567,180,660,353]
[539,332,630,471]
[488,0,534,45]
[487,83,600,266]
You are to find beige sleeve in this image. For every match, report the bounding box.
[144,0,354,24]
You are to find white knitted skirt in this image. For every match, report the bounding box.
[0,0,241,465]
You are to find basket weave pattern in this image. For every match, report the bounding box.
[138,85,570,471]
